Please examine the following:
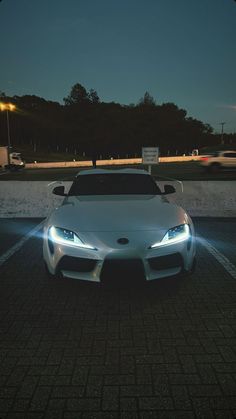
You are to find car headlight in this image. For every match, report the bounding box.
[150,224,190,248]
[49,226,96,250]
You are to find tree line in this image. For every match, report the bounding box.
[0,84,235,158]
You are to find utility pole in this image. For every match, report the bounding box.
[0,102,16,165]
[220,122,226,145]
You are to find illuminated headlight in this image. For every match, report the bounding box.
[49,226,96,250]
[150,224,190,248]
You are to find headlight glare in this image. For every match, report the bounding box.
[49,226,96,250]
[151,224,190,248]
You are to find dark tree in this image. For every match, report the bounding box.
[1,85,218,159]
[89,89,100,104]
[63,83,89,106]
[138,91,156,106]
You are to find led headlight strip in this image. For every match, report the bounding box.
[151,224,190,248]
[49,226,96,250]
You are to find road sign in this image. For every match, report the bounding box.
[142,147,159,165]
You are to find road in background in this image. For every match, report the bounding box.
[1,161,236,181]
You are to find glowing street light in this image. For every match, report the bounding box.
[0,103,16,112]
[0,102,16,165]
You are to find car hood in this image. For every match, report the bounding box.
[49,195,188,233]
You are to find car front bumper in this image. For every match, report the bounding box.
[43,227,196,283]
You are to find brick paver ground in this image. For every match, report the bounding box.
[0,227,236,419]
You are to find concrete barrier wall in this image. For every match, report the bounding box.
[0,180,236,218]
[25,155,201,169]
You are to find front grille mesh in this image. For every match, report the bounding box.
[100,258,145,285]
[58,256,97,273]
[148,253,183,271]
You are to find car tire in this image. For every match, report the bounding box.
[209,163,221,173]
[180,257,196,279]
[44,261,54,278]
[189,256,196,274]
[188,256,196,275]
[44,261,62,279]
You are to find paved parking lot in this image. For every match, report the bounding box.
[0,219,236,419]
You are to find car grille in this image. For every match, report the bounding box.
[148,253,183,271]
[100,258,145,285]
[58,256,98,273]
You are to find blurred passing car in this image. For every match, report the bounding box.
[43,169,196,284]
[200,150,236,172]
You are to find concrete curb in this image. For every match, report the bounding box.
[25,156,201,169]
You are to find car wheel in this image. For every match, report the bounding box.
[44,261,54,278]
[185,256,196,276]
[189,256,196,274]
[44,261,62,279]
[178,257,196,280]
[209,163,221,173]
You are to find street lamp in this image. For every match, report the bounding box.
[0,102,16,165]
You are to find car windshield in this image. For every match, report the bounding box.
[68,173,161,196]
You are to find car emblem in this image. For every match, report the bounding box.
[117,237,129,245]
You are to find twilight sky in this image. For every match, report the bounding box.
[0,0,236,133]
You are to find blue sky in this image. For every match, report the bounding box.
[0,0,236,133]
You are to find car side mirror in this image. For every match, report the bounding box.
[163,184,176,194]
[52,186,67,196]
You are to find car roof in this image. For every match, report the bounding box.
[76,168,150,177]
[204,150,236,156]
[220,150,236,153]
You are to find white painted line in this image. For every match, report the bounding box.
[0,220,45,267]
[199,236,236,279]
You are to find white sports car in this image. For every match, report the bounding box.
[43,169,196,283]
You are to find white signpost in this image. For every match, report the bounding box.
[142,147,159,174]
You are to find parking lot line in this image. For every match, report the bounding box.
[199,236,236,279]
[0,220,44,267]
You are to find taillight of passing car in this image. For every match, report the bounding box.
[200,157,209,162]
